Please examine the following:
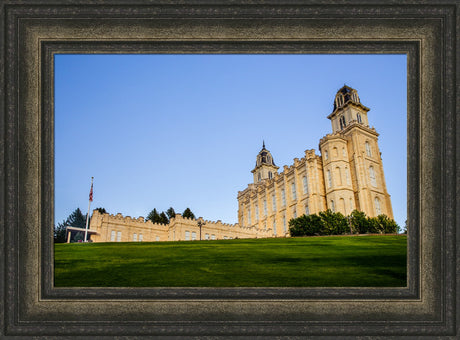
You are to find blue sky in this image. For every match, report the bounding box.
[55,54,407,229]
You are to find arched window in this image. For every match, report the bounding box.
[302,176,308,194]
[339,116,346,129]
[324,150,328,160]
[327,170,332,187]
[191,231,197,240]
[375,197,381,215]
[133,233,137,242]
[342,148,346,157]
[185,231,190,241]
[333,147,338,158]
[336,167,342,185]
[357,113,362,123]
[330,200,335,212]
[369,166,377,187]
[340,198,346,213]
[268,171,272,179]
[365,141,372,157]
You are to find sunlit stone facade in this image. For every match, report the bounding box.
[78,85,393,242]
[237,85,393,236]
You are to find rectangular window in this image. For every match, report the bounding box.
[255,204,259,221]
[263,200,267,216]
[211,234,216,240]
[273,218,277,236]
[248,208,251,225]
[224,236,228,240]
[303,176,308,194]
[110,230,116,241]
[281,189,286,206]
[327,170,332,187]
[305,205,310,215]
[191,231,197,240]
[291,182,297,200]
[155,236,160,242]
[116,231,122,242]
[185,230,190,240]
[345,168,351,185]
[139,234,143,242]
[205,233,209,240]
[133,233,137,242]
[283,215,287,233]
[272,194,276,211]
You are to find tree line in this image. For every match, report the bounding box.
[145,207,195,224]
[289,209,400,237]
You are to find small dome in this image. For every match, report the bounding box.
[256,141,276,167]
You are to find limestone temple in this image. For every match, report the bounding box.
[72,85,393,243]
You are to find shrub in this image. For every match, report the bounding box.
[349,210,368,234]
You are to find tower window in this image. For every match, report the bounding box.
[263,199,267,216]
[324,150,328,160]
[336,167,342,185]
[327,170,332,187]
[357,113,362,124]
[302,176,308,194]
[339,116,346,129]
[345,167,351,185]
[375,197,381,215]
[365,141,372,157]
[330,200,335,212]
[291,182,297,200]
[255,204,259,221]
[258,173,261,181]
[272,194,276,211]
[248,208,251,225]
[281,189,286,206]
[268,171,272,179]
[369,166,377,187]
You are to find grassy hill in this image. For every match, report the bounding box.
[54,235,407,287]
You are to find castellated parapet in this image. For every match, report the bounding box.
[87,209,271,243]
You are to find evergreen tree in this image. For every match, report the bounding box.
[146,208,161,223]
[94,207,107,214]
[159,212,169,224]
[166,207,176,219]
[67,208,87,229]
[54,219,68,243]
[182,208,195,219]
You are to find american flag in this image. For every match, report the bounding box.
[89,181,93,202]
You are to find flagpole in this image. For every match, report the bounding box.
[84,177,93,242]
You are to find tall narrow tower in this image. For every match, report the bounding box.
[319,85,393,218]
[251,142,279,183]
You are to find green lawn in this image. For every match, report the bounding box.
[54,235,407,287]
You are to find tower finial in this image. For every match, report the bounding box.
[263,140,265,149]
